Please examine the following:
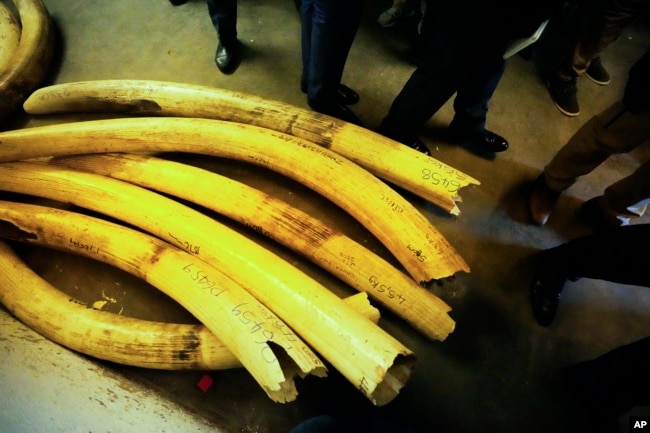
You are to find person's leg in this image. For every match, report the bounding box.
[449,50,506,134]
[564,336,650,422]
[207,0,239,73]
[304,0,359,103]
[530,101,649,226]
[543,101,647,192]
[206,0,237,47]
[301,0,362,123]
[545,224,650,285]
[549,0,648,115]
[329,0,363,89]
[300,0,361,100]
[305,0,339,104]
[380,26,470,139]
[544,2,590,117]
[561,0,647,80]
[289,415,349,433]
[599,158,650,224]
[445,47,510,153]
[300,0,315,92]
[530,224,650,326]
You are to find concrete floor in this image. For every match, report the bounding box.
[1,1,650,432]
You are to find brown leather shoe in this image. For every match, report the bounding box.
[528,174,561,226]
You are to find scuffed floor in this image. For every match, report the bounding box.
[0,311,226,433]
[1,1,649,432]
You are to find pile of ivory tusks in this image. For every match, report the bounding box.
[0,0,54,123]
[0,80,479,404]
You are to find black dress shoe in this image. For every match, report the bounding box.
[215,41,240,75]
[377,125,431,155]
[301,84,359,105]
[450,128,509,153]
[530,274,564,327]
[308,99,362,125]
[336,84,359,105]
[404,137,431,155]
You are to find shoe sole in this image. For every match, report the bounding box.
[546,81,580,117]
[377,9,416,27]
[584,72,610,86]
[552,101,580,117]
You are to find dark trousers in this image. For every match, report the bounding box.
[544,224,650,286]
[550,226,650,421]
[543,101,650,223]
[207,0,237,47]
[557,0,650,80]
[300,0,363,104]
[565,336,650,418]
[289,414,415,433]
[381,16,508,136]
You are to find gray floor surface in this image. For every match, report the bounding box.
[1,1,649,432]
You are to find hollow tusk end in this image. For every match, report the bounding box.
[433,320,456,342]
[264,364,328,403]
[0,220,38,241]
[296,365,328,379]
[368,353,417,407]
[264,382,299,404]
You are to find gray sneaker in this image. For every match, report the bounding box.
[547,76,580,117]
[377,6,415,28]
[585,57,611,85]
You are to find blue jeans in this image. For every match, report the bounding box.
[289,414,416,433]
[381,13,508,136]
[300,0,363,104]
[289,415,346,433]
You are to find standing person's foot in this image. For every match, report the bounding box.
[579,196,628,230]
[528,174,561,226]
[448,126,509,153]
[585,57,611,85]
[530,252,566,327]
[308,99,363,126]
[215,41,241,74]
[377,6,415,28]
[391,135,431,155]
[336,84,359,105]
[546,75,579,117]
[530,275,564,327]
[301,84,360,105]
[378,124,431,155]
